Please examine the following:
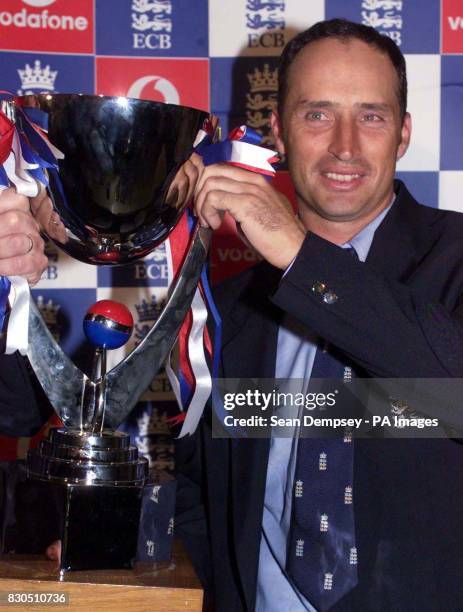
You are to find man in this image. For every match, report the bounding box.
[0,186,49,436]
[176,19,463,612]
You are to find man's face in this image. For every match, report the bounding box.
[272,37,411,228]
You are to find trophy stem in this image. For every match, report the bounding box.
[91,347,107,435]
[78,347,107,434]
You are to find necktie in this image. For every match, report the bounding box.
[286,251,358,611]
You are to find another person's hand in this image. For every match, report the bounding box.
[194,164,306,269]
[166,152,204,209]
[0,187,48,285]
[30,183,68,244]
[45,539,61,563]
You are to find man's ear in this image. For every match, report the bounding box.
[397,112,411,161]
[270,111,286,155]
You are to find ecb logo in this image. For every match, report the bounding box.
[246,63,278,147]
[0,50,94,103]
[131,0,172,50]
[96,0,206,57]
[42,242,59,282]
[133,294,166,345]
[360,0,403,46]
[16,58,57,95]
[133,249,169,283]
[31,288,97,355]
[246,0,286,50]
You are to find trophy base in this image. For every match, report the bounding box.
[59,482,143,572]
[26,427,148,572]
[25,479,143,572]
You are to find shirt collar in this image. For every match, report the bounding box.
[343,194,396,262]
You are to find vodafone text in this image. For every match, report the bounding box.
[0,8,88,30]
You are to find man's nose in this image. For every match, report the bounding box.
[327,117,360,162]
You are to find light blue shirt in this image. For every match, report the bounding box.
[255,202,393,612]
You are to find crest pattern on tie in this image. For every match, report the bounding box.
[344,427,353,443]
[286,285,359,611]
[344,486,353,505]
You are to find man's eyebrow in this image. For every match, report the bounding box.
[294,100,393,112]
[296,100,339,109]
[358,102,392,112]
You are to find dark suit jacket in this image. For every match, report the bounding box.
[175,181,463,612]
[0,352,48,438]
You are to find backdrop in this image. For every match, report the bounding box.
[0,0,462,465]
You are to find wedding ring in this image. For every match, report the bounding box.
[50,212,60,226]
[26,235,34,254]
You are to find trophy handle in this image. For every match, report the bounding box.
[103,223,211,429]
[27,223,211,430]
[27,297,87,427]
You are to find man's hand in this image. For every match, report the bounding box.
[194,164,306,270]
[0,187,48,285]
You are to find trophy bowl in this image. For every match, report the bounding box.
[0,94,217,572]
[17,93,211,264]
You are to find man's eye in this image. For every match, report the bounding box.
[306,111,326,121]
[362,113,383,122]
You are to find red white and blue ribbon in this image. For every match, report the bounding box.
[0,94,64,354]
[164,210,214,438]
[0,276,10,333]
[195,123,279,177]
[165,123,278,438]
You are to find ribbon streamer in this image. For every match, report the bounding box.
[164,210,213,438]
[196,124,279,176]
[0,276,11,332]
[5,276,30,356]
[0,112,14,165]
[163,208,216,438]
[0,96,64,354]
[165,284,212,438]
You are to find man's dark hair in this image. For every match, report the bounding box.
[278,18,407,119]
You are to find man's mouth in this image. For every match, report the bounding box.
[323,172,361,183]
[320,169,366,190]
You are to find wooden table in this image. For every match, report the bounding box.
[0,540,203,611]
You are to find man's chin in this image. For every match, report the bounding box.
[314,200,369,223]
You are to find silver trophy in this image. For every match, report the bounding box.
[3,94,216,571]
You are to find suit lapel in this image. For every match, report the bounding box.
[366,181,438,281]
